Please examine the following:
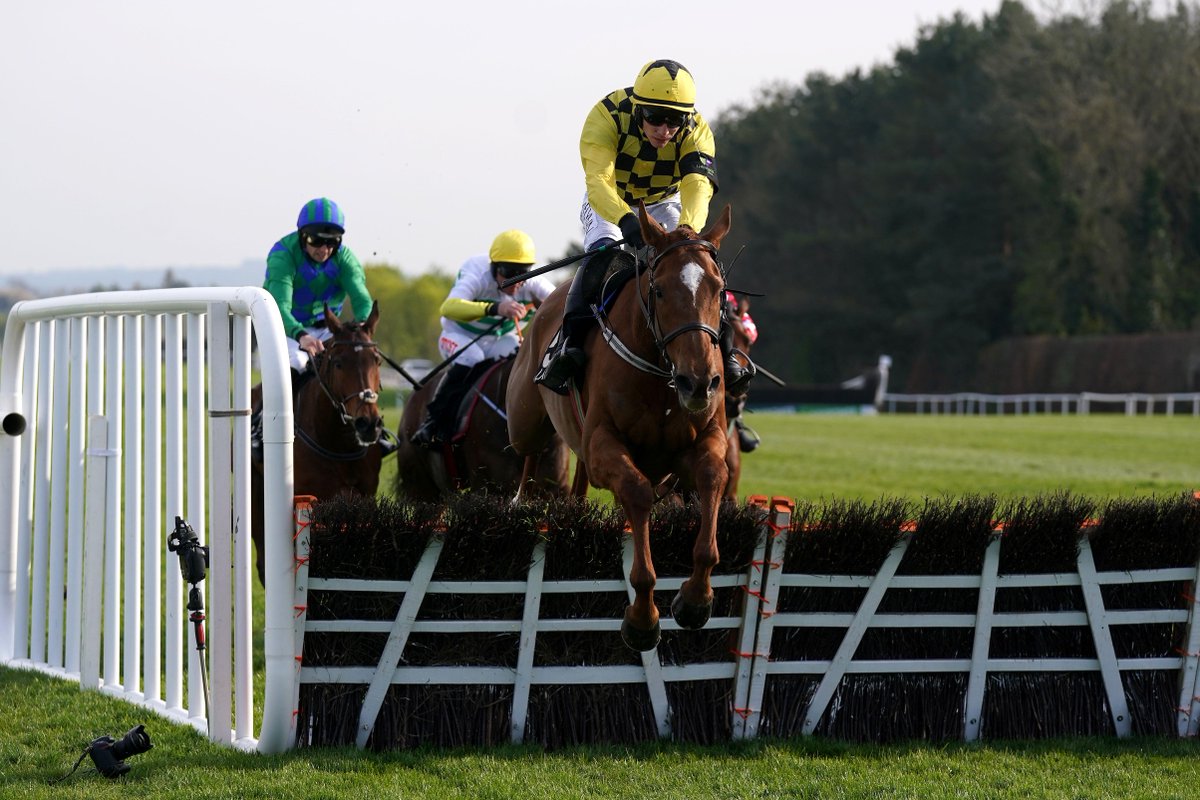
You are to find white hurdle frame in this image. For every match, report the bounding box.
[740,506,1200,740]
[292,506,775,748]
[0,287,297,753]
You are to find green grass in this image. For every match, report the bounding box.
[4,412,1200,798]
[731,412,1200,502]
[2,664,1199,799]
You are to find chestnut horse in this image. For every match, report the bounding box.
[393,355,570,501]
[250,302,385,585]
[570,293,756,503]
[507,204,733,651]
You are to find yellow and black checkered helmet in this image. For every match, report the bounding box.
[631,59,696,113]
[489,229,536,265]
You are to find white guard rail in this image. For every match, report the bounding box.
[883,391,1200,416]
[0,287,297,753]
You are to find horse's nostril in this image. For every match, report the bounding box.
[675,376,695,396]
[709,375,721,394]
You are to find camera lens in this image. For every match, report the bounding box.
[110,725,152,760]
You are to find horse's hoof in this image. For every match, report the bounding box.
[620,618,661,651]
[671,591,713,630]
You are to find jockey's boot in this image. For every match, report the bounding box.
[535,240,615,395]
[250,406,264,463]
[735,417,761,453]
[719,320,754,396]
[377,430,399,457]
[411,364,473,447]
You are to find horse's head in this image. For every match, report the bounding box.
[317,301,384,446]
[638,203,732,413]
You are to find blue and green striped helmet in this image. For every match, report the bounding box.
[296,197,345,233]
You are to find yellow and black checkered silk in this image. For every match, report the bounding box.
[580,87,718,230]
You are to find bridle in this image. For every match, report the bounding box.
[297,333,384,458]
[595,237,725,382]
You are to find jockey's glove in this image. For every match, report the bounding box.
[618,213,645,249]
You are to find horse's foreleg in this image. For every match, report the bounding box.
[673,436,729,630]
[513,453,537,503]
[570,458,589,498]
[587,430,660,651]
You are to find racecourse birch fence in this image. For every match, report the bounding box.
[2,289,1200,753]
[292,492,1200,748]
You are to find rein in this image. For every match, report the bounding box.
[595,237,724,382]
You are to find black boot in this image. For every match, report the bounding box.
[735,417,761,452]
[250,405,264,463]
[377,429,399,456]
[535,240,615,395]
[720,320,754,395]
[412,364,473,446]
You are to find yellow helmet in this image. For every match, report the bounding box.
[489,229,536,265]
[631,59,696,113]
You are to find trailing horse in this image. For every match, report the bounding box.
[250,302,385,586]
[507,204,734,651]
[394,355,570,501]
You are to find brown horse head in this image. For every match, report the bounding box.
[638,202,732,413]
[314,301,384,447]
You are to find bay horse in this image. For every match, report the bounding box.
[507,203,733,651]
[250,301,385,585]
[393,355,570,501]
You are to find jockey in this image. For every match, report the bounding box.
[535,59,751,397]
[412,229,556,447]
[256,198,391,456]
[264,197,375,382]
[724,290,762,453]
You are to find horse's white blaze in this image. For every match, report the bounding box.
[680,261,704,304]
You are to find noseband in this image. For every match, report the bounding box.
[595,237,724,381]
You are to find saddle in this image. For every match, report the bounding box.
[429,357,510,489]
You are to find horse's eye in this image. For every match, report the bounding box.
[332,358,343,370]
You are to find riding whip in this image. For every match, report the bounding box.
[497,239,627,289]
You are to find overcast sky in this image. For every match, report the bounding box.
[3,0,1019,281]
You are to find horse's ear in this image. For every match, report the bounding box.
[700,205,732,249]
[638,200,669,250]
[365,300,379,334]
[323,302,343,335]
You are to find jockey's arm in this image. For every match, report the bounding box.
[580,102,630,226]
[264,245,306,339]
[440,297,493,322]
[441,296,526,322]
[677,173,715,231]
[335,247,374,321]
[677,115,718,231]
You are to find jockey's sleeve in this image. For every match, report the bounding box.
[678,114,718,230]
[440,296,492,322]
[678,173,715,231]
[579,100,630,226]
[264,239,306,339]
[336,246,374,321]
